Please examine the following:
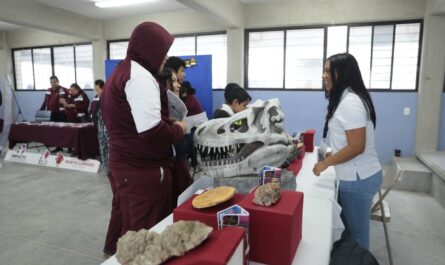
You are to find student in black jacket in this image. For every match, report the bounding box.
[213,83,251,119]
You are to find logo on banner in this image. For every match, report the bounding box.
[16,144,27,154]
[55,152,64,167]
[10,144,27,160]
[38,149,51,166]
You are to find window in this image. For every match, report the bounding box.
[391,23,421,90]
[327,26,347,57]
[197,34,227,89]
[108,32,227,89]
[13,43,93,90]
[13,50,33,90]
[54,46,75,88]
[248,31,284,88]
[75,44,94,89]
[246,20,422,90]
[370,25,394,89]
[169,37,195,56]
[109,41,128,60]
[348,26,372,87]
[285,28,324,89]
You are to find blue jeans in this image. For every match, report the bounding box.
[338,170,383,249]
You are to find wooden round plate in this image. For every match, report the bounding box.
[192,186,236,209]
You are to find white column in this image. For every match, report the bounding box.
[415,9,445,153]
[226,28,244,86]
[92,38,106,80]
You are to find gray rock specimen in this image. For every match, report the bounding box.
[116,221,213,265]
[253,182,281,206]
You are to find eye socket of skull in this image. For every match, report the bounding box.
[268,107,283,123]
[230,119,248,133]
[197,126,206,136]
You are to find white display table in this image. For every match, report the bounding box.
[101,148,343,265]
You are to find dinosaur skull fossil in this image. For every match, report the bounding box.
[194,98,292,178]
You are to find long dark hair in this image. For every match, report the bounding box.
[325,53,376,128]
[158,68,175,90]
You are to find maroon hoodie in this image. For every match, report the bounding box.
[40,86,68,113]
[102,22,183,170]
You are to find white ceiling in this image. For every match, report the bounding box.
[0,0,287,31]
[0,21,23,31]
[36,0,189,19]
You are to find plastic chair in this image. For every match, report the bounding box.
[371,158,402,265]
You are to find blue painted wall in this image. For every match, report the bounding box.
[213,90,418,165]
[14,89,419,165]
[439,93,445,150]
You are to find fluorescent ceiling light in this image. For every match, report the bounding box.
[95,0,157,8]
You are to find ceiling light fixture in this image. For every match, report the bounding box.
[94,0,157,8]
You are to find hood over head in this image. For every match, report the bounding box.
[126,22,174,75]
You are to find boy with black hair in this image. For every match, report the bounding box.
[213,83,251,119]
[165,56,186,83]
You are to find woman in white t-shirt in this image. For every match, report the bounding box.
[313,53,382,249]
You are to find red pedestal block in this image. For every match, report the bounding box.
[166,227,245,265]
[239,190,304,265]
[288,158,303,176]
[173,194,246,230]
[297,144,306,159]
[303,130,315,152]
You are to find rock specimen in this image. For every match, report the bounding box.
[253,182,281,206]
[116,221,213,265]
[192,186,236,209]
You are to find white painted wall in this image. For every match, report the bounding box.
[103,9,224,40]
[244,0,425,28]
[0,0,102,39]
[415,0,445,152]
[6,28,88,48]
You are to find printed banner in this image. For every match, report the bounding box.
[5,144,100,173]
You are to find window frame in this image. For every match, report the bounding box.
[12,42,93,91]
[244,19,423,92]
[107,31,227,89]
[107,31,227,59]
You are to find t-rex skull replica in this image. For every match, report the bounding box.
[194,98,292,178]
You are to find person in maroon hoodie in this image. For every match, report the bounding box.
[101,21,187,256]
[64,83,90,123]
[40,75,69,122]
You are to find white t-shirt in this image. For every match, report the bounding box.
[328,88,381,181]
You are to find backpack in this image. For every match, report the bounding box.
[330,238,380,265]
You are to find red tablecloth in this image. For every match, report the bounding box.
[166,227,245,265]
[8,123,99,160]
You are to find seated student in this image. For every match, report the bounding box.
[213,83,251,119]
[89,79,104,122]
[63,83,90,123]
[40,75,69,122]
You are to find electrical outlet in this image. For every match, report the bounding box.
[404,107,410,116]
